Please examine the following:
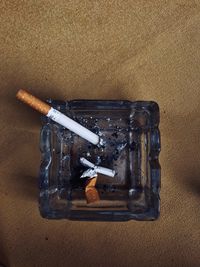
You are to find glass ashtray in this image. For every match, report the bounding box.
[39,100,161,221]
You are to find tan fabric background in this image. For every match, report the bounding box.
[0,1,200,266]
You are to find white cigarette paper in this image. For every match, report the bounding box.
[80,157,96,169]
[81,168,98,178]
[47,108,100,145]
[95,166,115,177]
[80,157,116,178]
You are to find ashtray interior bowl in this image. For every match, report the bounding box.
[39,100,160,221]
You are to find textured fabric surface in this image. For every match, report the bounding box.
[0,1,200,267]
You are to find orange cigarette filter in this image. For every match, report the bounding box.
[85,177,100,204]
[16,89,51,115]
[85,177,98,187]
[85,187,100,204]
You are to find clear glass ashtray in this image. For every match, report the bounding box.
[39,100,161,221]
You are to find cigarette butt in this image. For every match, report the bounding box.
[85,187,100,204]
[16,89,51,115]
[85,177,99,204]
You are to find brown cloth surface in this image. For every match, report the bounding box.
[0,1,200,267]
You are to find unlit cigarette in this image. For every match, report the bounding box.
[80,157,116,177]
[16,89,101,145]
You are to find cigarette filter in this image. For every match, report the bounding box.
[85,177,100,204]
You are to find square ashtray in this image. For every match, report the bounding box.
[39,100,161,221]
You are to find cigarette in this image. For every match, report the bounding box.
[80,157,116,178]
[16,89,101,145]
